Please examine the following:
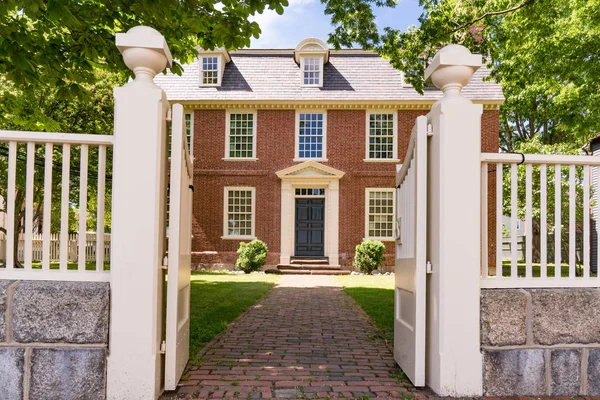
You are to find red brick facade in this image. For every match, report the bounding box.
[191,108,499,269]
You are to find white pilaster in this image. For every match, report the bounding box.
[424,45,483,396]
[107,26,173,400]
[280,182,293,265]
[327,181,340,265]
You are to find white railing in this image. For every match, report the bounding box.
[0,232,110,263]
[481,152,600,288]
[0,130,113,281]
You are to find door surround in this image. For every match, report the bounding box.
[276,161,345,265]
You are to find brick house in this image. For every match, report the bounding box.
[154,38,503,270]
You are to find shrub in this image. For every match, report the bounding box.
[353,240,386,274]
[235,239,268,273]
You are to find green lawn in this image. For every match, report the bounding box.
[337,274,395,343]
[498,261,595,277]
[29,262,110,271]
[188,272,279,360]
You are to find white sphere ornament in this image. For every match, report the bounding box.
[424,44,482,97]
[116,26,173,82]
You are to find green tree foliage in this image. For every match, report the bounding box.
[353,239,386,274]
[0,0,288,130]
[235,240,269,274]
[323,0,600,151]
[499,138,588,264]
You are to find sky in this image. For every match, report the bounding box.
[250,0,423,49]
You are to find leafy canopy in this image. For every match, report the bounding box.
[323,0,600,151]
[0,0,288,130]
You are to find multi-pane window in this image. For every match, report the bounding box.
[366,189,395,240]
[224,188,255,238]
[295,188,325,196]
[367,113,396,160]
[201,56,219,85]
[185,112,193,157]
[298,113,325,159]
[302,57,322,86]
[227,113,255,159]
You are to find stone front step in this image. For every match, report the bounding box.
[289,257,329,265]
[277,264,342,271]
[277,269,351,275]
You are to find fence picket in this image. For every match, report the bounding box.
[6,141,17,269]
[584,166,590,278]
[78,145,89,271]
[525,164,532,278]
[496,163,503,278]
[555,164,561,278]
[96,145,106,270]
[42,143,53,270]
[511,163,518,278]
[569,165,576,278]
[541,164,548,278]
[24,142,35,269]
[60,144,71,271]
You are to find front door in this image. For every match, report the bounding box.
[295,198,325,257]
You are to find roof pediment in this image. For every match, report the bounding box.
[276,161,345,180]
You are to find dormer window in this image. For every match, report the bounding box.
[294,38,329,88]
[198,48,231,87]
[201,56,219,85]
[301,57,323,86]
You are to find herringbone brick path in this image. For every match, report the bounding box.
[163,275,432,400]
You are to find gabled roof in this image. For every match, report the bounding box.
[154,49,504,104]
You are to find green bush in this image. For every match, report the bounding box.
[235,239,268,273]
[353,240,386,274]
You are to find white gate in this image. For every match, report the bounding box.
[394,115,428,387]
[165,103,194,390]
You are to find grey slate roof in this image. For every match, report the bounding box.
[154,50,504,103]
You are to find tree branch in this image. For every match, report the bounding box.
[450,0,535,34]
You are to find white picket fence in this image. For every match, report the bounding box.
[0,131,113,281]
[0,232,110,264]
[481,153,600,288]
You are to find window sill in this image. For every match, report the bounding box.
[293,158,328,162]
[222,157,259,162]
[221,235,257,240]
[364,237,396,242]
[363,159,400,163]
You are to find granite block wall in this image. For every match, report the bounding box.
[481,288,600,396]
[0,280,109,400]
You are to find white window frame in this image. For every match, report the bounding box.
[200,55,221,87]
[364,188,396,241]
[300,56,324,88]
[224,110,258,161]
[364,111,399,162]
[185,111,194,159]
[222,186,256,240]
[294,110,327,162]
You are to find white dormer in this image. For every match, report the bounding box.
[294,38,329,88]
[198,48,231,87]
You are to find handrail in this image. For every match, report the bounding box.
[481,152,600,166]
[0,130,114,146]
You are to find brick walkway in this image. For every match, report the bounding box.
[163,275,432,400]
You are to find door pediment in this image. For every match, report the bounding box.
[276,161,345,180]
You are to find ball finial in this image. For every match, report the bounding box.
[116,26,173,82]
[424,44,482,98]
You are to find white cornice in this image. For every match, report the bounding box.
[179,100,501,111]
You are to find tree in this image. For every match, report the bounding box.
[323,0,600,151]
[0,0,288,130]
[0,70,120,266]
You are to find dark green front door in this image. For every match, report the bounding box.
[295,198,325,257]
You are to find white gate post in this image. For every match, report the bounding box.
[424,45,483,396]
[107,26,172,400]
